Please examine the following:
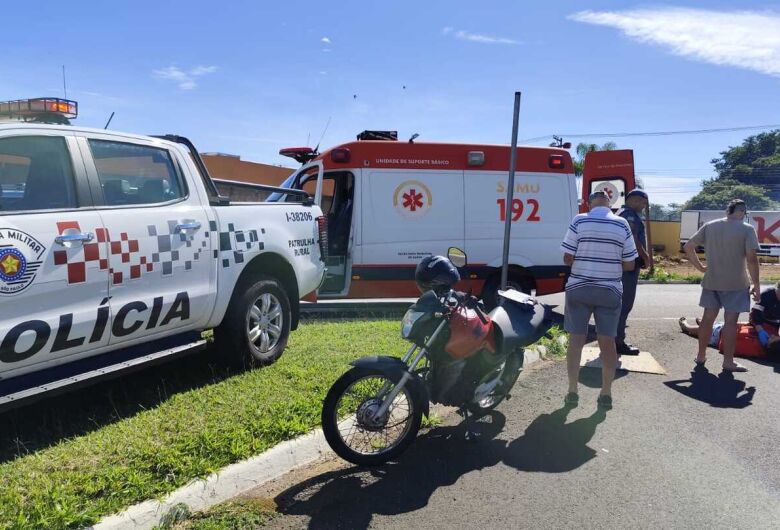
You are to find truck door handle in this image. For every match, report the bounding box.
[55,232,94,245]
[175,221,202,232]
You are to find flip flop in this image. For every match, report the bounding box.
[678,316,687,332]
[723,363,748,373]
[694,357,706,366]
[597,395,613,410]
[564,392,579,406]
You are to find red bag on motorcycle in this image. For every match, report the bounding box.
[445,306,494,359]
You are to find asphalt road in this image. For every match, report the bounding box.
[256,285,780,529]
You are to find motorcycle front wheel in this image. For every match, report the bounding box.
[322,366,423,466]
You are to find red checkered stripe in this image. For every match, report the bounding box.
[55,221,151,285]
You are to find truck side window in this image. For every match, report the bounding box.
[88,140,186,206]
[0,136,78,212]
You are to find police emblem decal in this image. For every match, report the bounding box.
[0,229,46,295]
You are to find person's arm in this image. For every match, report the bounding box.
[746,226,761,302]
[747,250,760,302]
[634,231,651,268]
[684,224,707,273]
[561,219,579,266]
[622,220,638,271]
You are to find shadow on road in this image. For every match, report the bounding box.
[275,406,608,529]
[504,405,607,473]
[276,411,507,530]
[664,365,755,408]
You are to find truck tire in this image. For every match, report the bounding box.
[216,275,291,367]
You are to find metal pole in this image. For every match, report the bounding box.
[501,91,522,290]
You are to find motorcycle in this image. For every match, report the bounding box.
[321,247,553,466]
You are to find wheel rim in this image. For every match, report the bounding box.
[333,375,415,457]
[246,293,283,354]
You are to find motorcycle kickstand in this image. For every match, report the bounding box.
[458,407,480,443]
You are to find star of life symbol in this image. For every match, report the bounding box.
[393,180,432,218]
[403,189,424,211]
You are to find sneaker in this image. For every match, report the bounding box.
[617,342,640,356]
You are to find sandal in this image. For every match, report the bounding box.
[678,316,687,332]
[597,395,613,410]
[564,392,579,406]
[723,363,748,373]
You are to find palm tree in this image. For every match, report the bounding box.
[573,141,617,176]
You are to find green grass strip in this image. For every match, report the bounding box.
[0,320,403,530]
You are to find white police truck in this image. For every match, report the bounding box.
[0,98,327,410]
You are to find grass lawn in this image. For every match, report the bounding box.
[0,320,404,530]
[0,318,566,530]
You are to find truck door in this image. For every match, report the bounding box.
[77,135,216,347]
[581,150,636,213]
[0,132,110,379]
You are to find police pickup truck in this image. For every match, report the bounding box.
[0,98,326,411]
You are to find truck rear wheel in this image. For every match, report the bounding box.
[216,275,291,367]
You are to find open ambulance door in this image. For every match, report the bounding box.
[580,150,636,214]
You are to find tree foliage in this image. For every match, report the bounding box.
[573,141,617,177]
[683,178,777,211]
[710,130,780,200]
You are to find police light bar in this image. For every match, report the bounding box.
[0,98,78,122]
[279,147,318,164]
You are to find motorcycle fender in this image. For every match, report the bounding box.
[350,356,431,418]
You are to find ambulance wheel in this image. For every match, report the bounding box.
[481,273,534,312]
[217,275,291,367]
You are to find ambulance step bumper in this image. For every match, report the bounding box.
[0,333,207,413]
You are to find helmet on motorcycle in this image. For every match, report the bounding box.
[415,255,460,294]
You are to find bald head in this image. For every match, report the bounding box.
[588,192,610,209]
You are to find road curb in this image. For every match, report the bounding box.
[92,347,546,529]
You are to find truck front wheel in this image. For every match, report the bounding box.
[217,275,291,367]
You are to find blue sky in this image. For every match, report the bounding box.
[1,0,779,205]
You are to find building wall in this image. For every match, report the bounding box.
[202,154,293,186]
[649,221,681,257]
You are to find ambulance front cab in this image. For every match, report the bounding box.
[275,130,578,301]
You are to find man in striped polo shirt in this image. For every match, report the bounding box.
[560,191,638,409]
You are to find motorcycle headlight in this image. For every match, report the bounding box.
[401,310,426,339]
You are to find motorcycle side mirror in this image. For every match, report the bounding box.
[447,247,467,268]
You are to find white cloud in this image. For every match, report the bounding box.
[321,37,331,44]
[570,8,780,78]
[153,65,218,90]
[441,26,520,45]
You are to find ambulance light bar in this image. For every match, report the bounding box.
[0,98,78,120]
[279,147,318,164]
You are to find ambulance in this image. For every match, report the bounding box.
[273,130,637,301]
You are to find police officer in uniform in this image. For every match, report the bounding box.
[616,189,652,355]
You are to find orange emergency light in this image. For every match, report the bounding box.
[0,97,78,124]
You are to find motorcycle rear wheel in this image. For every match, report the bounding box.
[467,349,524,414]
[322,366,423,466]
